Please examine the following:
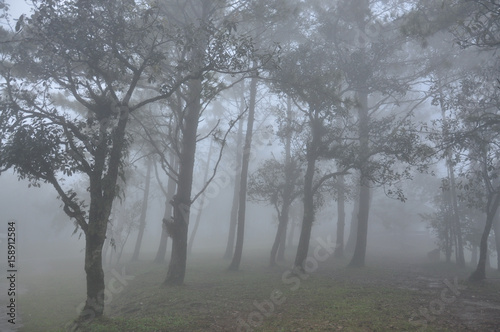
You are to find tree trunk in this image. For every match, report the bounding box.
[438,78,466,267]
[349,91,370,268]
[163,78,202,286]
[154,201,170,264]
[228,76,257,271]
[293,117,320,271]
[81,225,106,320]
[334,175,346,258]
[270,207,289,266]
[277,221,287,261]
[345,179,360,253]
[270,97,294,266]
[494,212,500,271]
[287,215,296,249]
[188,139,214,255]
[154,155,177,263]
[223,97,245,259]
[348,175,370,267]
[131,158,152,261]
[79,106,129,319]
[470,193,500,281]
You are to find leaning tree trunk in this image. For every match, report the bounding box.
[334,175,346,258]
[228,76,257,271]
[154,155,177,264]
[163,77,202,286]
[223,97,245,259]
[349,91,371,268]
[294,117,320,271]
[188,138,214,255]
[270,205,290,266]
[131,158,152,261]
[470,192,500,281]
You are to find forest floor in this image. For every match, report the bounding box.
[15,249,500,332]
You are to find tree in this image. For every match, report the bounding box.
[228,75,258,271]
[271,39,353,272]
[313,0,434,268]
[436,64,500,281]
[127,0,273,285]
[248,98,303,266]
[0,0,268,318]
[223,103,244,259]
[131,157,153,261]
[0,0,197,319]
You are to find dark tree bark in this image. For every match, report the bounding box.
[154,155,177,264]
[131,158,152,261]
[223,99,245,259]
[270,208,289,266]
[470,193,500,281]
[164,77,202,286]
[294,117,321,271]
[188,138,214,255]
[349,91,370,268]
[334,175,346,258]
[228,76,258,271]
[80,108,129,319]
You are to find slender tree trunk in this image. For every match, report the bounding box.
[188,139,214,254]
[470,193,500,281]
[493,212,500,271]
[348,175,370,267]
[132,158,152,261]
[334,175,346,258]
[277,223,287,261]
[224,98,245,259]
[154,155,177,263]
[164,78,202,286]
[228,77,257,271]
[349,91,370,268]
[154,200,170,263]
[270,206,289,266]
[287,216,296,249]
[271,97,294,266]
[345,191,359,254]
[294,117,320,271]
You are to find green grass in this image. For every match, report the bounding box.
[17,251,500,331]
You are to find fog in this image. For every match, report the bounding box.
[1,0,500,331]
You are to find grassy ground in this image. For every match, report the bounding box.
[17,250,500,331]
